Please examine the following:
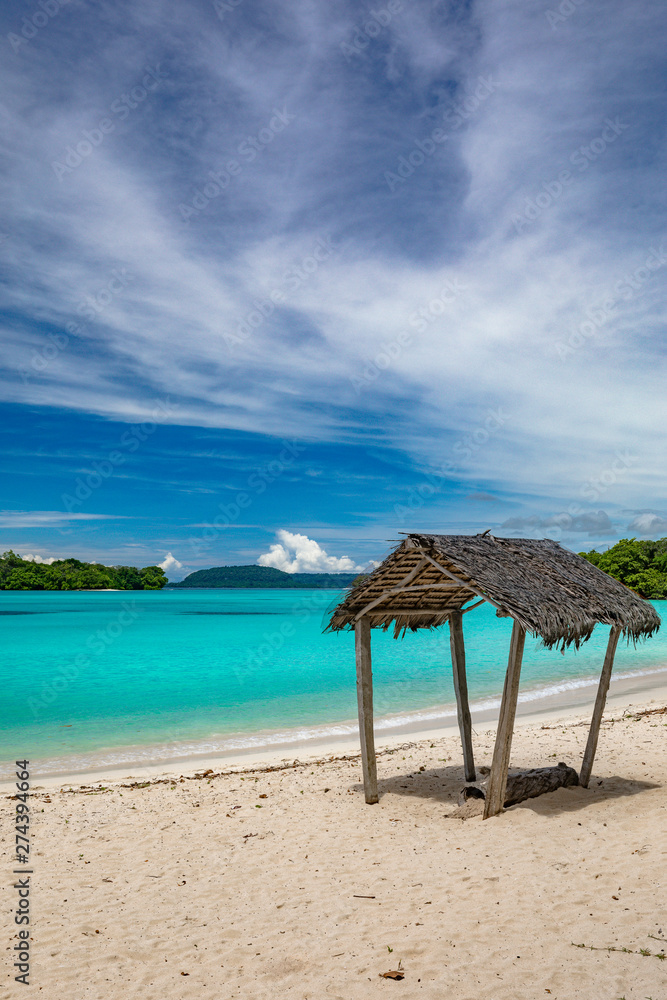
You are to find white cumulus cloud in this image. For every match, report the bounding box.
[257,531,364,573]
[21,553,58,565]
[159,552,184,574]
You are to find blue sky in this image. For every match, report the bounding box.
[1,0,666,579]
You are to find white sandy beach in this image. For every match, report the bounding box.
[2,683,667,999]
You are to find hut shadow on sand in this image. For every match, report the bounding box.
[347,768,659,817]
[325,533,661,817]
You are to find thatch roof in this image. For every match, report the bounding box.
[326,533,661,649]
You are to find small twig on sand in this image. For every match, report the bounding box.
[572,942,666,960]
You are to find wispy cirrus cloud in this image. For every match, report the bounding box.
[0,511,125,528]
[0,0,666,562]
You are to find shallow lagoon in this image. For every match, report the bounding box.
[0,589,664,775]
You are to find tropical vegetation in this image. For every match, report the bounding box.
[0,551,168,590]
[579,537,667,599]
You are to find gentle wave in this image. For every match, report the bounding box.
[14,663,667,780]
[368,663,667,729]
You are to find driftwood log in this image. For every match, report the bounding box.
[459,762,579,808]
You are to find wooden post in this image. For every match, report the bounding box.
[580,625,622,788]
[449,611,476,782]
[483,620,526,819]
[355,617,378,804]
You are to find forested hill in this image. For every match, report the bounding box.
[167,565,362,589]
[0,551,168,590]
[579,537,667,599]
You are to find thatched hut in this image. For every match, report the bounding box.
[326,533,660,817]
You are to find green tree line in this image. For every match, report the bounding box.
[579,537,667,599]
[0,551,168,591]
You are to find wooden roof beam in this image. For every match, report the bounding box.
[366,608,456,616]
[413,550,501,612]
[460,598,485,615]
[355,587,468,620]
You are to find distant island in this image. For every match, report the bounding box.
[0,551,168,591]
[579,537,667,599]
[167,565,367,589]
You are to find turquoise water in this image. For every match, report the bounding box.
[0,589,664,776]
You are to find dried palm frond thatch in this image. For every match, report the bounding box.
[326,533,660,649]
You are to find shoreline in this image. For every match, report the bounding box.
[8,664,667,791]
